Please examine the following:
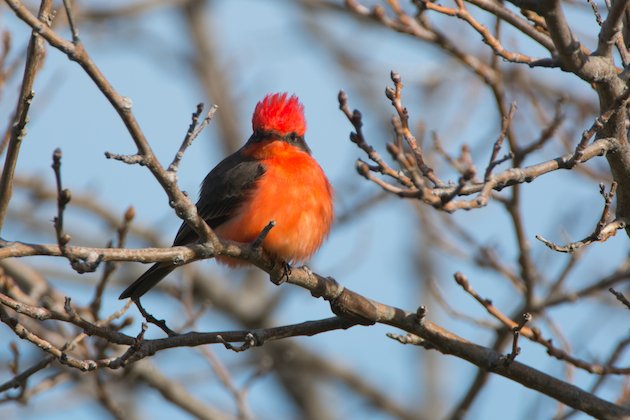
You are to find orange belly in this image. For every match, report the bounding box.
[215,145,333,265]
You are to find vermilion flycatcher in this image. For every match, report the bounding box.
[119,93,334,300]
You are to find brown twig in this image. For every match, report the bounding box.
[51,149,102,273]
[569,87,630,167]
[0,355,53,394]
[386,332,427,347]
[557,334,630,420]
[130,361,230,420]
[4,0,221,252]
[181,0,243,154]
[62,0,80,44]
[541,267,630,310]
[594,0,630,60]
[484,102,517,181]
[386,71,442,188]
[342,81,614,211]
[536,182,626,252]
[13,176,161,245]
[251,220,276,250]
[504,312,532,365]
[198,346,253,420]
[454,271,630,375]
[89,206,135,319]
[134,298,177,337]
[515,97,565,159]
[420,0,542,65]
[0,0,53,233]
[338,90,414,188]
[2,238,629,418]
[103,152,147,165]
[609,287,630,310]
[168,103,218,173]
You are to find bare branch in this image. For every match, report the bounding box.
[168,103,218,173]
[484,102,517,181]
[3,0,221,250]
[595,0,630,58]
[536,182,627,252]
[569,86,630,167]
[421,0,542,65]
[62,0,80,45]
[0,0,53,232]
[0,356,53,393]
[89,206,135,318]
[251,220,276,251]
[386,71,442,188]
[454,272,630,375]
[609,287,630,310]
[134,298,177,337]
[130,361,230,420]
[504,313,532,365]
[51,149,103,273]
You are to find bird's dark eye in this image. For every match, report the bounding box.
[251,130,264,143]
[289,132,298,142]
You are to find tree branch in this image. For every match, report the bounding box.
[0,0,53,232]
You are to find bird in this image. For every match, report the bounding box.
[119,93,334,300]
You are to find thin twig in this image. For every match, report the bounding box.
[594,0,630,60]
[51,148,71,253]
[386,71,442,188]
[251,220,275,250]
[569,86,630,166]
[168,104,218,172]
[4,0,221,250]
[536,182,626,252]
[484,103,517,181]
[504,313,532,365]
[134,299,177,337]
[609,287,630,310]
[421,0,542,64]
[338,90,414,188]
[90,206,135,318]
[453,271,630,375]
[51,149,102,273]
[103,152,147,165]
[62,0,80,44]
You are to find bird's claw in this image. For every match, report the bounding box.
[270,260,291,285]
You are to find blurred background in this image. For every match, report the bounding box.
[1,1,629,419]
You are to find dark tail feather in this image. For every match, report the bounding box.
[119,263,176,300]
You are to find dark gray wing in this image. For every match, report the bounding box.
[172,151,265,246]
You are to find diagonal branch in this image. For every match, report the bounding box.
[168,103,218,173]
[421,0,542,65]
[453,272,630,375]
[0,0,53,233]
[610,287,630,310]
[2,262,629,418]
[3,0,220,250]
[536,182,627,253]
[51,148,103,273]
[595,0,630,58]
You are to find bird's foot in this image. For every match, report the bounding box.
[270,260,291,285]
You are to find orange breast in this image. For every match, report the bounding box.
[214,142,334,264]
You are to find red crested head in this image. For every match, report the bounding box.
[252,93,306,136]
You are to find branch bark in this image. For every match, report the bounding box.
[0,0,53,232]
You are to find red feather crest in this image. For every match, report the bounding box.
[252,93,306,136]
